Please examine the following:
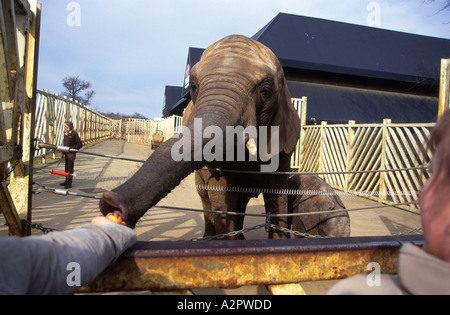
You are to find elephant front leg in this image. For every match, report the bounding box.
[264,193,290,239]
[263,152,292,239]
[196,172,216,237]
[202,206,216,237]
[210,192,248,240]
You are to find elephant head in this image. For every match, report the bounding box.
[100,35,300,229]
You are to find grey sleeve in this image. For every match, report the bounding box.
[0,224,137,295]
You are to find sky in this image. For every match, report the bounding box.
[37,0,450,119]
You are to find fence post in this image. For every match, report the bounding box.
[126,118,130,142]
[345,120,356,192]
[378,119,391,203]
[438,58,450,119]
[318,121,327,175]
[297,97,308,169]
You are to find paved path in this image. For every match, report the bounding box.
[0,139,423,294]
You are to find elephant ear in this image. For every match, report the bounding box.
[182,101,194,127]
[270,72,301,155]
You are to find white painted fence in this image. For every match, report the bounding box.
[34,90,112,162]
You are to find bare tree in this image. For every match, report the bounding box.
[62,76,96,106]
[426,0,450,24]
[427,0,450,13]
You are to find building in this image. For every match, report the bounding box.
[163,48,204,117]
[163,85,183,117]
[164,13,450,124]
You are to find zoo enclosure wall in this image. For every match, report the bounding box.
[33,92,434,213]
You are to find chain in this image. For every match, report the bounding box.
[1,146,23,183]
[268,224,322,239]
[1,146,58,235]
[21,219,59,234]
[191,214,322,241]
[192,223,268,241]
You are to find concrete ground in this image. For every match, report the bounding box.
[0,139,422,295]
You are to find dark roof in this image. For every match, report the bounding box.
[182,47,205,98]
[288,81,438,124]
[168,48,204,114]
[165,13,448,122]
[163,85,183,115]
[253,13,450,84]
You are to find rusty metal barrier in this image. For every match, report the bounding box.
[79,235,423,293]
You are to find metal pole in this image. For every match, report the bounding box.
[37,142,147,163]
[439,58,450,120]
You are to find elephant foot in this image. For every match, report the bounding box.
[269,229,290,239]
[202,231,247,241]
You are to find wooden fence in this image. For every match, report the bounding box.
[34,90,185,163]
[34,90,113,162]
[296,119,434,211]
[113,116,183,145]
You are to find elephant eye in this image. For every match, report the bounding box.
[190,82,198,100]
[260,86,273,99]
[261,87,272,95]
[258,79,274,100]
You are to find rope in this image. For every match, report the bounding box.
[33,182,102,200]
[152,202,420,218]
[33,184,419,218]
[36,142,147,163]
[30,140,424,238]
[180,183,419,198]
[31,182,421,239]
[205,164,429,176]
[36,140,429,176]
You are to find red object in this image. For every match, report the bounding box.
[51,170,70,179]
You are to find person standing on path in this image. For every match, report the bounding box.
[60,121,83,189]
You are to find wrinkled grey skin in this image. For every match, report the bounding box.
[100,35,300,239]
[194,154,295,239]
[288,175,351,237]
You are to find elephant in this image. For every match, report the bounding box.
[288,175,351,237]
[100,35,301,239]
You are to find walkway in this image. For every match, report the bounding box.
[0,139,423,294]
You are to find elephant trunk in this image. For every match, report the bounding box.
[99,110,239,229]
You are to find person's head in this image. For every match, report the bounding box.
[419,110,450,262]
[64,121,74,132]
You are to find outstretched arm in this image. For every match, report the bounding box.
[0,220,136,295]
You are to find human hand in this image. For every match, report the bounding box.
[91,213,126,226]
